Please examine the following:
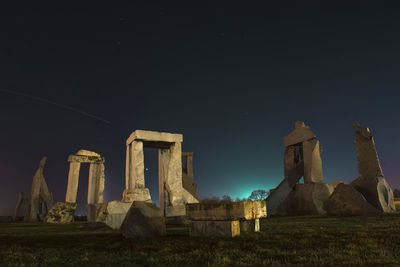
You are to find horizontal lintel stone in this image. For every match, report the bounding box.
[126,130,183,145]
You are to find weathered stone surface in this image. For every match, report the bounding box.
[13,192,25,221]
[353,123,383,179]
[45,202,76,224]
[186,201,266,221]
[350,176,396,213]
[120,202,166,238]
[24,157,53,222]
[283,121,316,147]
[351,123,395,213]
[284,146,304,188]
[76,150,101,157]
[122,188,152,203]
[68,154,104,163]
[126,130,183,145]
[95,201,132,229]
[124,130,199,217]
[240,219,260,233]
[182,152,199,200]
[65,161,81,203]
[275,182,333,215]
[65,150,105,210]
[303,139,323,183]
[325,183,381,215]
[189,220,240,237]
[266,179,293,216]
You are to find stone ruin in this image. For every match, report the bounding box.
[45,130,200,236]
[45,150,105,223]
[186,201,267,237]
[266,121,396,216]
[13,156,53,222]
[122,130,199,216]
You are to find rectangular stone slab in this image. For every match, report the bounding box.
[126,130,183,145]
[186,201,266,221]
[189,220,240,237]
[283,127,315,147]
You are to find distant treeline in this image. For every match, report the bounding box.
[201,189,268,203]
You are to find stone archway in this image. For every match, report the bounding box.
[123,130,199,217]
[65,150,105,221]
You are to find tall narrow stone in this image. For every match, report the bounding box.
[158,148,170,214]
[166,142,183,204]
[28,157,47,222]
[88,163,100,204]
[131,141,145,189]
[13,192,24,221]
[303,139,323,183]
[353,123,383,179]
[125,143,131,190]
[97,163,105,203]
[65,161,81,203]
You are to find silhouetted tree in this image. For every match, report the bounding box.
[248,189,268,201]
[221,195,232,203]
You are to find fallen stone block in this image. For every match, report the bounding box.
[275,182,333,215]
[45,202,76,224]
[186,201,266,221]
[266,179,292,216]
[325,183,381,215]
[120,202,166,238]
[95,201,132,230]
[350,176,396,213]
[240,219,260,233]
[189,220,240,237]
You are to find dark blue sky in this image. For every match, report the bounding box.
[1,2,400,215]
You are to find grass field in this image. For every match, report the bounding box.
[1,215,400,266]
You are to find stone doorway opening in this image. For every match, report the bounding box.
[143,147,160,207]
[123,130,199,217]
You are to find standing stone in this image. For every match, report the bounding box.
[284,146,304,188]
[13,192,25,221]
[353,123,383,178]
[350,123,395,213]
[65,161,81,203]
[28,157,49,222]
[303,139,323,183]
[182,152,199,200]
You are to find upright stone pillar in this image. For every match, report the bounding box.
[123,140,151,202]
[98,163,105,203]
[28,157,47,222]
[65,161,81,203]
[165,142,185,216]
[159,148,170,214]
[303,139,323,183]
[88,163,100,204]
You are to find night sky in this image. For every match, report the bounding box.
[1,2,400,215]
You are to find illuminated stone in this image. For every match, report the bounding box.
[186,201,266,221]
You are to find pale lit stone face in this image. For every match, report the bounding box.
[124,130,199,217]
[64,150,106,222]
[186,201,267,221]
[350,123,395,213]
